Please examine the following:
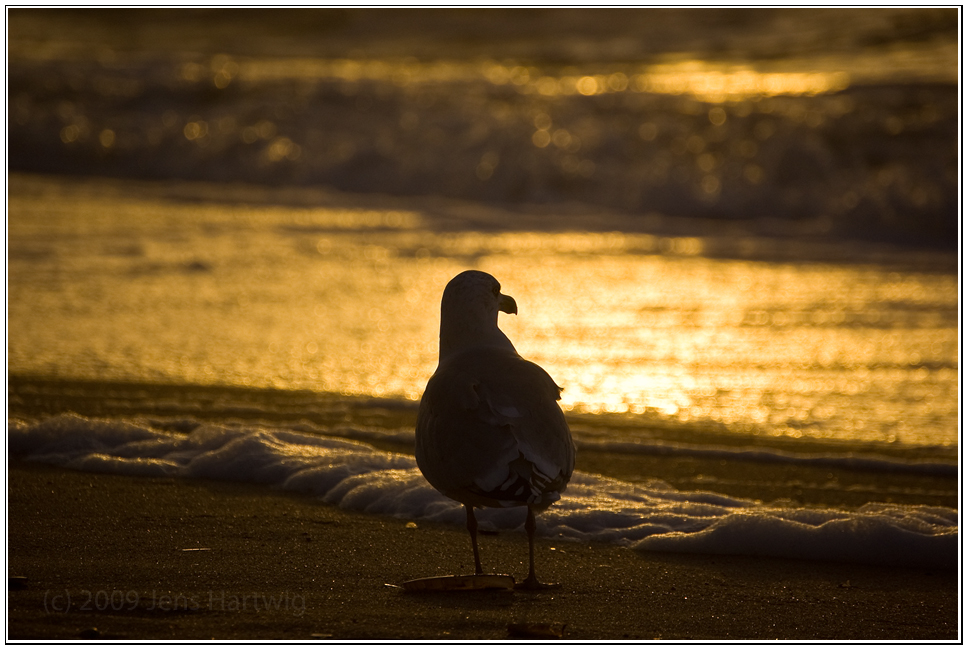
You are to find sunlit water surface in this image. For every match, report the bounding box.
[8,174,957,451]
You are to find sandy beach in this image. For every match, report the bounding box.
[7,460,958,641]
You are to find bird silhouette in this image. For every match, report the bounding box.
[416,270,575,589]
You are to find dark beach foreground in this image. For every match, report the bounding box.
[6,461,958,641]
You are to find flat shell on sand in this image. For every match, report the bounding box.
[400,574,515,592]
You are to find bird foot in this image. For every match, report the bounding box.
[516,577,561,591]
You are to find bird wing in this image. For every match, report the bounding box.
[415,346,575,509]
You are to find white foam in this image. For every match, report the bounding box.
[8,414,958,570]
[153,416,958,478]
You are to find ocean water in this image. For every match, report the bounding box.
[6,9,960,569]
[7,173,959,569]
[7,174,959,450]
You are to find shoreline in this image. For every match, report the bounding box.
[7,460,959,641]
[9,375,959,512]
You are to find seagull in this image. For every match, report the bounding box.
[415,270,575,589]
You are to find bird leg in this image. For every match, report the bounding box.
[518,505,560,590]
[465,504,483,575]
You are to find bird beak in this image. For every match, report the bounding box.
[499,294,518,315]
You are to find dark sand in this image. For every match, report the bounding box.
[6,460,959,641]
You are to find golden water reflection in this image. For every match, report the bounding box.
[237,56,855,102]
[199,37,954,101]
[150,36,951,100]
[14,38,956,102]
[7,177,958,447]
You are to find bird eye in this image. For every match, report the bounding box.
[492,284,501,297]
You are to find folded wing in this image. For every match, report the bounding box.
[416,346,575,509]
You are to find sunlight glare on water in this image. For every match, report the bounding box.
[234,55,858,103]
[7,177,957,450]
[496,254,956,449]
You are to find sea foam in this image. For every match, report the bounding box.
[8,414,958,570]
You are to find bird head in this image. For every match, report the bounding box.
[438,270,517,360]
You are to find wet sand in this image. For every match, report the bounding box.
[6,460,958,641]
